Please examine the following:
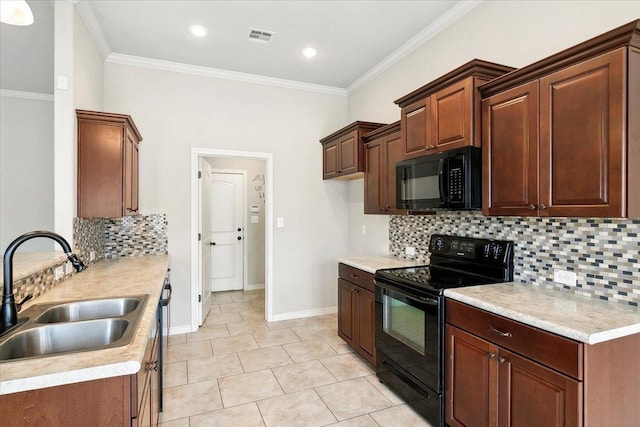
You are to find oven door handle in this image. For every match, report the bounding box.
[374,280,439,306]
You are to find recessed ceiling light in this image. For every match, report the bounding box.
[188,24,209,38]
[301,47,318,58]
[0,0,34,26]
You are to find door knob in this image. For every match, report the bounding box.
[237,236,242,240]
[237,228,242,232]
[210,242,216,246]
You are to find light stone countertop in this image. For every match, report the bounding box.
[337,255,427,274]
[0,252,69,287]
[444,282,640,345]
[0,255,169,395]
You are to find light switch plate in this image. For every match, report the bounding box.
[276,217,284,228]
[405,246,416,256]
[251,215,259,224]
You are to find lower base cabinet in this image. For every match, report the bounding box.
[446,299,640,427]
[1,303,161,427]
[337,263,376,365]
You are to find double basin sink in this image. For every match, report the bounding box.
[0,295,148,362]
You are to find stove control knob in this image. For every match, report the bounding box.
[433,237,445,251]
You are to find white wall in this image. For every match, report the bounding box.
[0,96,54,252]
[346,1,640,254]
[104,63,348,328]
[73,7,104,111]
[207,157,266,287]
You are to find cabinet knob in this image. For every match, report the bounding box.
[498,357,506,364]
[528,204,536,210]
[539,203,547,210]
[488,352,497,359]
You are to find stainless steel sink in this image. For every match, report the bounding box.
[0,294,148,362]
[35,297,141,323]
[0,319,130,360]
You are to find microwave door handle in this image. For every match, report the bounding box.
[439,158,449,203]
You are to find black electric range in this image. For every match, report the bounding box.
[374,234,514,427]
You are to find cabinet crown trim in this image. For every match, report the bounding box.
[394,59,514,107]
[362,121,401,142]
[76,109,143,142]
[480,19,640,97]
[320,121,386,144]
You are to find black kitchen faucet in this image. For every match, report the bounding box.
[1,231,86,336]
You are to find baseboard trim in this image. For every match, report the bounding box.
[270,306,337,322]
[166,325,193,335]
[245,283,265,291]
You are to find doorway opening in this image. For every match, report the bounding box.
[190,148,273,331]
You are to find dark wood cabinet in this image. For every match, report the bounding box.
[446,299,640,427]
[363,121,406,215]
[395,60,514,159]
[481,20,640,218]
[320,121,385,179]
[77,109,143,218]
[337,263,376,364]
[133,304,160,427]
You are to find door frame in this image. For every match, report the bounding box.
[210,168,248,292]
[190,148,274,331]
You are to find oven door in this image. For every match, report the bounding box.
[374,280,443,393]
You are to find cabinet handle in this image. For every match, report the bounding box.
[539,203,547,210]
[498,357,506,364]
[488,352,497,359]
[528,204,536,210]
[489,326,512,338]
[350,274,359,280]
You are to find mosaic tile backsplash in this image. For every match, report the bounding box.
[12,259,74,304]
[104,214,168,258]
[390,212,640,307]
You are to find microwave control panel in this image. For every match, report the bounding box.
[449,167,463,202]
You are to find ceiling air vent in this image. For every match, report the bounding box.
[247,27,275,45]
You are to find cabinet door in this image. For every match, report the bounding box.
[446,325,498,427]
[401,98,433,158]
[539,48,625,217]
[433,78,473,151]
[77,121,125,218]
[338,130,359,175]
[356,288,376,364]
[338,279,356,347]
[498,349,581,427]
[364,139,384,214]
[482,81,539,216]
[323,140,339,179]
[384,132,405,213]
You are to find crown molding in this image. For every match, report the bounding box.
[0,89,54,101]
[346,0,484,95]
[105,53,348,96]
[75,0,112,59]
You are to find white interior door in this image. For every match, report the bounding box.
[198,159,214,325]
[210,173,244,292]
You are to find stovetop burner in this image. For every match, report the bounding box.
[375,235,514,297]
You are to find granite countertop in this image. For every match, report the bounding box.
[337,255,427,274]
[0,255,169,395]
[0,252,69,287]
[444,282,640,345]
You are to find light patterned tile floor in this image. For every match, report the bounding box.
[160,289,432,426]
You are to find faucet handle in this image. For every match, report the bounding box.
[66,253,86,272]
[17,294,33,312]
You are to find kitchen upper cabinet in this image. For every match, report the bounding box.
[395,60,514,159]
[338,263,376,365]
[320,121,386,179]
[446,299,640,427]
[481,20,640,218]
[363,121,406,215]
[77,109,143,218]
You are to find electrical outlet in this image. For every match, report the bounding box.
[361,224,366,235]
[554,269,577,286]
[64,262,73,275]
[54,265,65,281]
[90,251,96,262]
[405,246,416,256]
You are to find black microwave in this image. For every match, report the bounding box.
[396,146,482,211]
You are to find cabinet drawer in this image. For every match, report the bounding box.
[446,300,583,379]
[339,264,374,292]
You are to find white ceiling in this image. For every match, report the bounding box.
[1,1,481,95]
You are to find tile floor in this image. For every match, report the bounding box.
[160,289,433,426]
